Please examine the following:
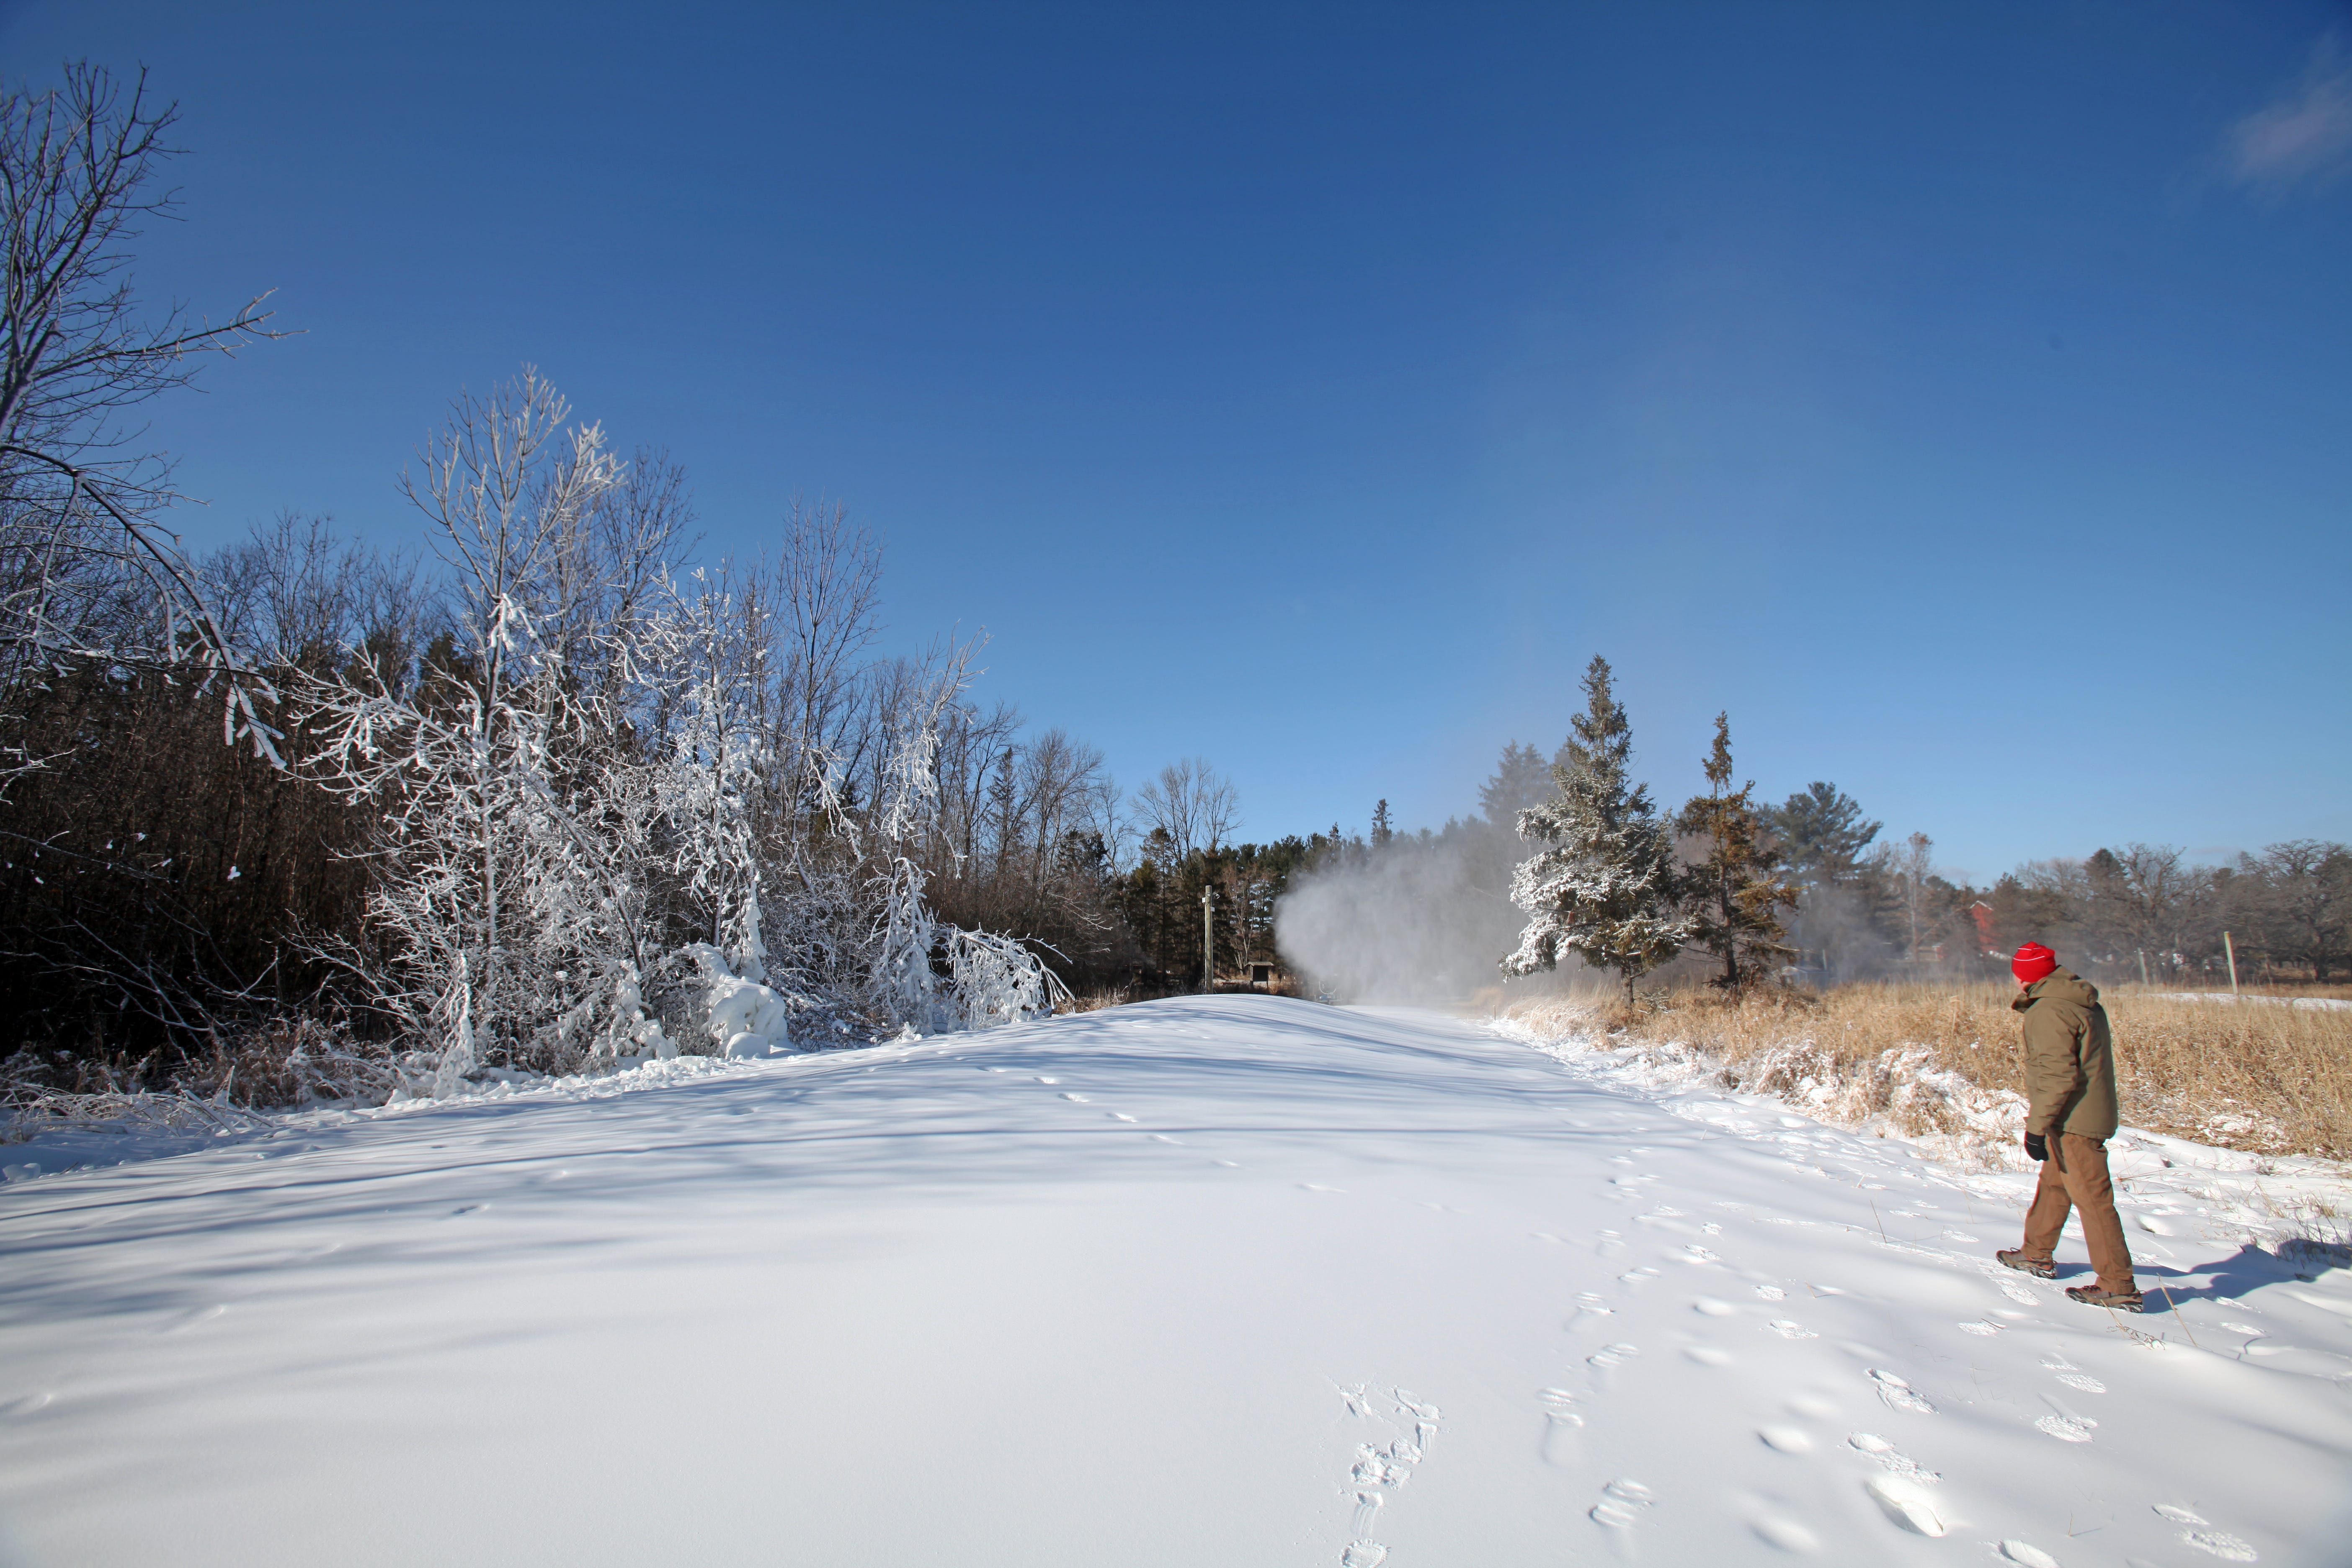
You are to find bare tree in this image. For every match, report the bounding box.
[0,63,282,771]
[1134,757,1239,862]
[1899,830,1934,963]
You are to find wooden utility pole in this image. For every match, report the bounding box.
[1201,887,1215,993]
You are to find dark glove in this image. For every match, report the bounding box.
[2023,1132,2048,1162]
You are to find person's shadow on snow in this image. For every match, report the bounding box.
[2116,1243,2311,1309]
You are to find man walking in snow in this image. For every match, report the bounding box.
[1996,943,2143,1310]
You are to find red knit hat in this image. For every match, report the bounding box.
[2012,943,2058,986]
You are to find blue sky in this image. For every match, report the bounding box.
[4,1,2347,882]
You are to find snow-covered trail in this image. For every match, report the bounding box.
[2,998,2347,1567]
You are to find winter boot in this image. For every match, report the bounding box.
[1996,1249,2055,1279]
[2065,1284,2144,1312]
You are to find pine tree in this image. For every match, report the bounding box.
[1477,742,1551,827]
[1676,712,1797,990]
[1503,656,1693,1004]
[1371,799,1394,848]
[1767,782,1879,890]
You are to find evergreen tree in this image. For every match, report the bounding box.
[1477,742,1552,827]
[1676,712,1797,990]
[1767,782,1880,889]
[1503,656,1693,1003]
[1370,799,1394,848]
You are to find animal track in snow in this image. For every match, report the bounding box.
[1867,1368,1935,1414]
[1332,1387,1442,1566]
[1957,1320,2001,1336]
[1617,1266,1662,1286]
[1059,1092,1090,1102]
[1998,1540,2059,1567]
[1701,1222,1723,1235]
[1765,1320,1818,1340]
[2055,1372,2105,1393]
[2034,1414,2095,1443]
[1588,1343,1641,1369]
[1575,1292,1613,1314]
[1682,1244,1720,1263]
[1108,1112,1138,1122]
[1034,1075,1060,1084]
[1754,1285,1787,1301]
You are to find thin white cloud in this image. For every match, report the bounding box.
[2226,37,2352,197]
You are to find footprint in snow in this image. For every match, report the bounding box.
[1755,1285,1787,1301]
[1998,1540,2060,1567]
[1757,1425,1812,1453]
[1682,1244,1720,1263]
[2034,1414,2095,1443]
[1999,1282,2042,1306]
[1865,1474,1948,1537]
[1618,1266,1662,1286]
[1750,1516,1821,1552]
[1034,1075,1059,1084]
[1588,1343,1641,1369]
[1765,1320,1819,1340]
[1684,1346,1733,1367]
[2155,1506,2259,1563]
[1588,1478,1654,1531]
[1866,1368,1934,1414]
[1848,1432,1940,1483]
[2055,1372,2105,1393]
[1692,1297,1736,1317]
[1538,1390,1584,1462]
[1059,1092,1090,1102]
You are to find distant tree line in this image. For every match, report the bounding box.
[1286,655,2347,1000]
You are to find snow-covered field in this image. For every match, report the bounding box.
[3,998,2347,1566]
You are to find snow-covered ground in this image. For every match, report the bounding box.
[2,998,2347,1566]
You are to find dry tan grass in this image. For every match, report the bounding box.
[1500,981,2352,1160]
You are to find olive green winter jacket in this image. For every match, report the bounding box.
[2014,967,2119,1140]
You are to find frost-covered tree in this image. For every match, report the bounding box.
[1503,655,1692,1004]
[299,371,678,1090]
[1675,712,1795,990]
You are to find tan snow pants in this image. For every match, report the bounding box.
[2021,1133,2137,1293]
